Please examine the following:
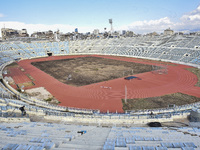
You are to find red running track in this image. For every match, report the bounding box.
[13,55,200,113]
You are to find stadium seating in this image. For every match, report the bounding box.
[0,35,200,124]
[0,122,199,150]
[1,35,200,149]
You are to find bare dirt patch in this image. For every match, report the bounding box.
[122,93,200,111]
[25,87,60,105]
[5,62,18,68]
[31,56,153,86]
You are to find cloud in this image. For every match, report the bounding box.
[181,5,200,21]
[175,5,200,32]
[0,21,94,37]
[118,17,173,34]
[0,13,4,18]
[118,5,200,34]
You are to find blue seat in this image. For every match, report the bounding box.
[129,146,142,150]
[173,142,184,148]
[115,137,126,147]
[155,147,168,150]
[183,142,197,148]
[18,130,27,135]
[135,137,144,141]
[144,137,154,141]
[29,145,45,150]
[153,137,162,141]
[41,142,55,150]
[2,143,19,150]
[103,144,115,150]
[15,144,31,150]
[161,143,173,148]
[142,146,155,150]
[125,137,135,144]
[30,137,43,143]
[65,134,74,140]
[181,147,195,150]
[7,131,18,137]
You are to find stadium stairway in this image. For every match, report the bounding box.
[56,127,111,150]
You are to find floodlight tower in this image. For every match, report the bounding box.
[109,19,114,34]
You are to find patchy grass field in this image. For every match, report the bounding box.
[186,67,200,87]
[122,93,200,111]
[31,56,153,86]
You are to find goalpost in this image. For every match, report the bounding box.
[123,69,134,77]
[152,64,168,74]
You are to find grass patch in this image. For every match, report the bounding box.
[45,97,61,105]
[45,97,53,102]
[18,82,34,88]
[185,67,200,87]
[16,88,22,92]
[5,62,18,67]
[122,93,200,111]
[26,74,35,81]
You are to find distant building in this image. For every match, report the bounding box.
[190,32,197,36]
[59,33,73,41]
[31,31,45,39]
[75,28,78,33]
[146,32,159,36]
[126,31,134,37]
[93,29,99,35]
[122,30,126,35]
[1,28,29,41]
[164,28,174,35]
[31,30,54,40]
[112,31,120,37]
[175,32,184,35]
[20,29,28,37]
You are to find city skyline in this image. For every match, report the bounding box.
[0,0,200,36]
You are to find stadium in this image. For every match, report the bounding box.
[0,34,200,149]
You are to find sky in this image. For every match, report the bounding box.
[0,0,200,36]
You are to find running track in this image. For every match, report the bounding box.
[10,55,200,113]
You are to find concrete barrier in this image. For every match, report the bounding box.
[0,117,30,123]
